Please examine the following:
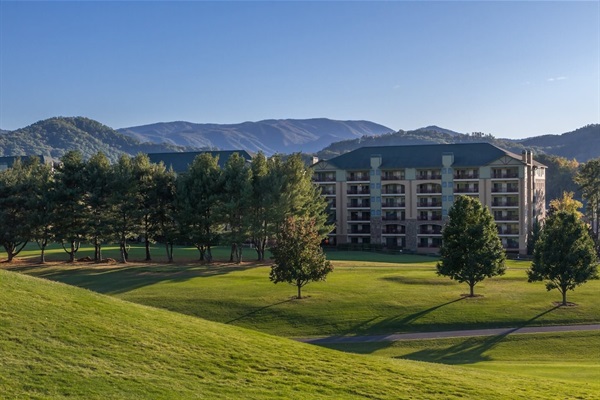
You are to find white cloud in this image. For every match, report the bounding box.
[547,76,568,82]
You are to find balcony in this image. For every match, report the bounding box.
[417,215,442,221]
[494,214,519,222]
[492,172,519,179]
[348,201,370,208]
[417,187,442,194]
[349,228,371,234]
[347,173,370,182]
[418,174,442,180]
[313,174,336,182]
[454,187,479,193]
[383,215,404,222]
[382,226,406,235]
[382,201,406,208]
[382,188,405,195]
[418,201,441,208]
[498,228,519,235]
[382,173,405,181]
[492,186,519,193]
[347,188,370,195]
[348,214,371,222]
[454,172,479,180]
[418,228,442,235]
[492,201,519,207]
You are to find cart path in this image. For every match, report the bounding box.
[295,324,600,344]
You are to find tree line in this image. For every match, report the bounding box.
[0,151,331,264]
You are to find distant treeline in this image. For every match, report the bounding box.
[0,151,330,264]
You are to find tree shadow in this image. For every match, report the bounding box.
[399,305,561,365]
[226,298,295,324]
[7,261,264,295]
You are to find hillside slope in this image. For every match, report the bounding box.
[1,269,597,399]
[0,117,189,162]
[520,124,600,162]
[118,118,393,155]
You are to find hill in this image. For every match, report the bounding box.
[519,124,600,162]
[1,268,595,399]
[0,117,190,162]
[317,125,600,162]
[118,118,393,155]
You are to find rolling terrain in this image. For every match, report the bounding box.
[2,267,598,399]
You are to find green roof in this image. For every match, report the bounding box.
[324,143,540,170]
[147,150,252,172]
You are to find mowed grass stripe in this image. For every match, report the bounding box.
[1,269,597,399]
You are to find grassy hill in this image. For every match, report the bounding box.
[1,268,598,399]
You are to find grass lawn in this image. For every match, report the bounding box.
[4,269,597,399]
[323,331,600,385]
[6,246,600,339]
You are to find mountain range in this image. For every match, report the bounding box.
[0,117,598,163]
[118,118,393,155]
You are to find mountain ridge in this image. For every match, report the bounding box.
[118,118,394,155]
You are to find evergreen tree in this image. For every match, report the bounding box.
[27,159,55,263]
[575,158,600,254]
[221,153,252,263]
[109,154,141,263]
[0,158,38,261]
[177,153,223,262]
[84,152,113,262]
[528,210,599,306]
[52,151,87,262]
[437,196,506,297]
[270,216,333,299]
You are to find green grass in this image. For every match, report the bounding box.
[11,252,600,338]
[1,269,598,399]
[323,331,600,385]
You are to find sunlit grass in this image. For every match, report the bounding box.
[1,269,597,399]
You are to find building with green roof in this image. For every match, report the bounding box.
[312,143,546,255]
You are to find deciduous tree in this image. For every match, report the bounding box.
[528,210,599,306]
[575,158,600,253]
[270,216,333,299]
[437,196,506,297]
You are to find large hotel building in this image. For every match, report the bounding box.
[312,143,546,255]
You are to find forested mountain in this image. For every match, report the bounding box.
[0,117,190,162]
[519,124,599,162]
[317,129,527,160]
[316,124,600,162]
[118,118,393,155]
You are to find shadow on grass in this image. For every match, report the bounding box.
[399,305,561,365]
[226,298,295,324]
[7,262,263,295]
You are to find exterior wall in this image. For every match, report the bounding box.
[312,148,546,255]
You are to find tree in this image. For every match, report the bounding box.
[27,159,55,263]
[548,191,583,218]
[221,153,252,263]
[528,210,599,306]
[248,153,280,261]
[270,217,333,299]
[0,158,37,262]
[575,158,600,253]
[132,154,159,261]
[109,154,141,263]
[177,153,223,262]
[151,164,178,263]
[52,151,87,262]
[84,152,113,262]
[437,196,506,297]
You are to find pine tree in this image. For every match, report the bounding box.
[437,196,506,297]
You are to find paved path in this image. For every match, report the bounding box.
[296,324,600,344]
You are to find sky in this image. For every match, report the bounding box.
[0,1,598,138]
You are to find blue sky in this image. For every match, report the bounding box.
[1,1,598,138]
